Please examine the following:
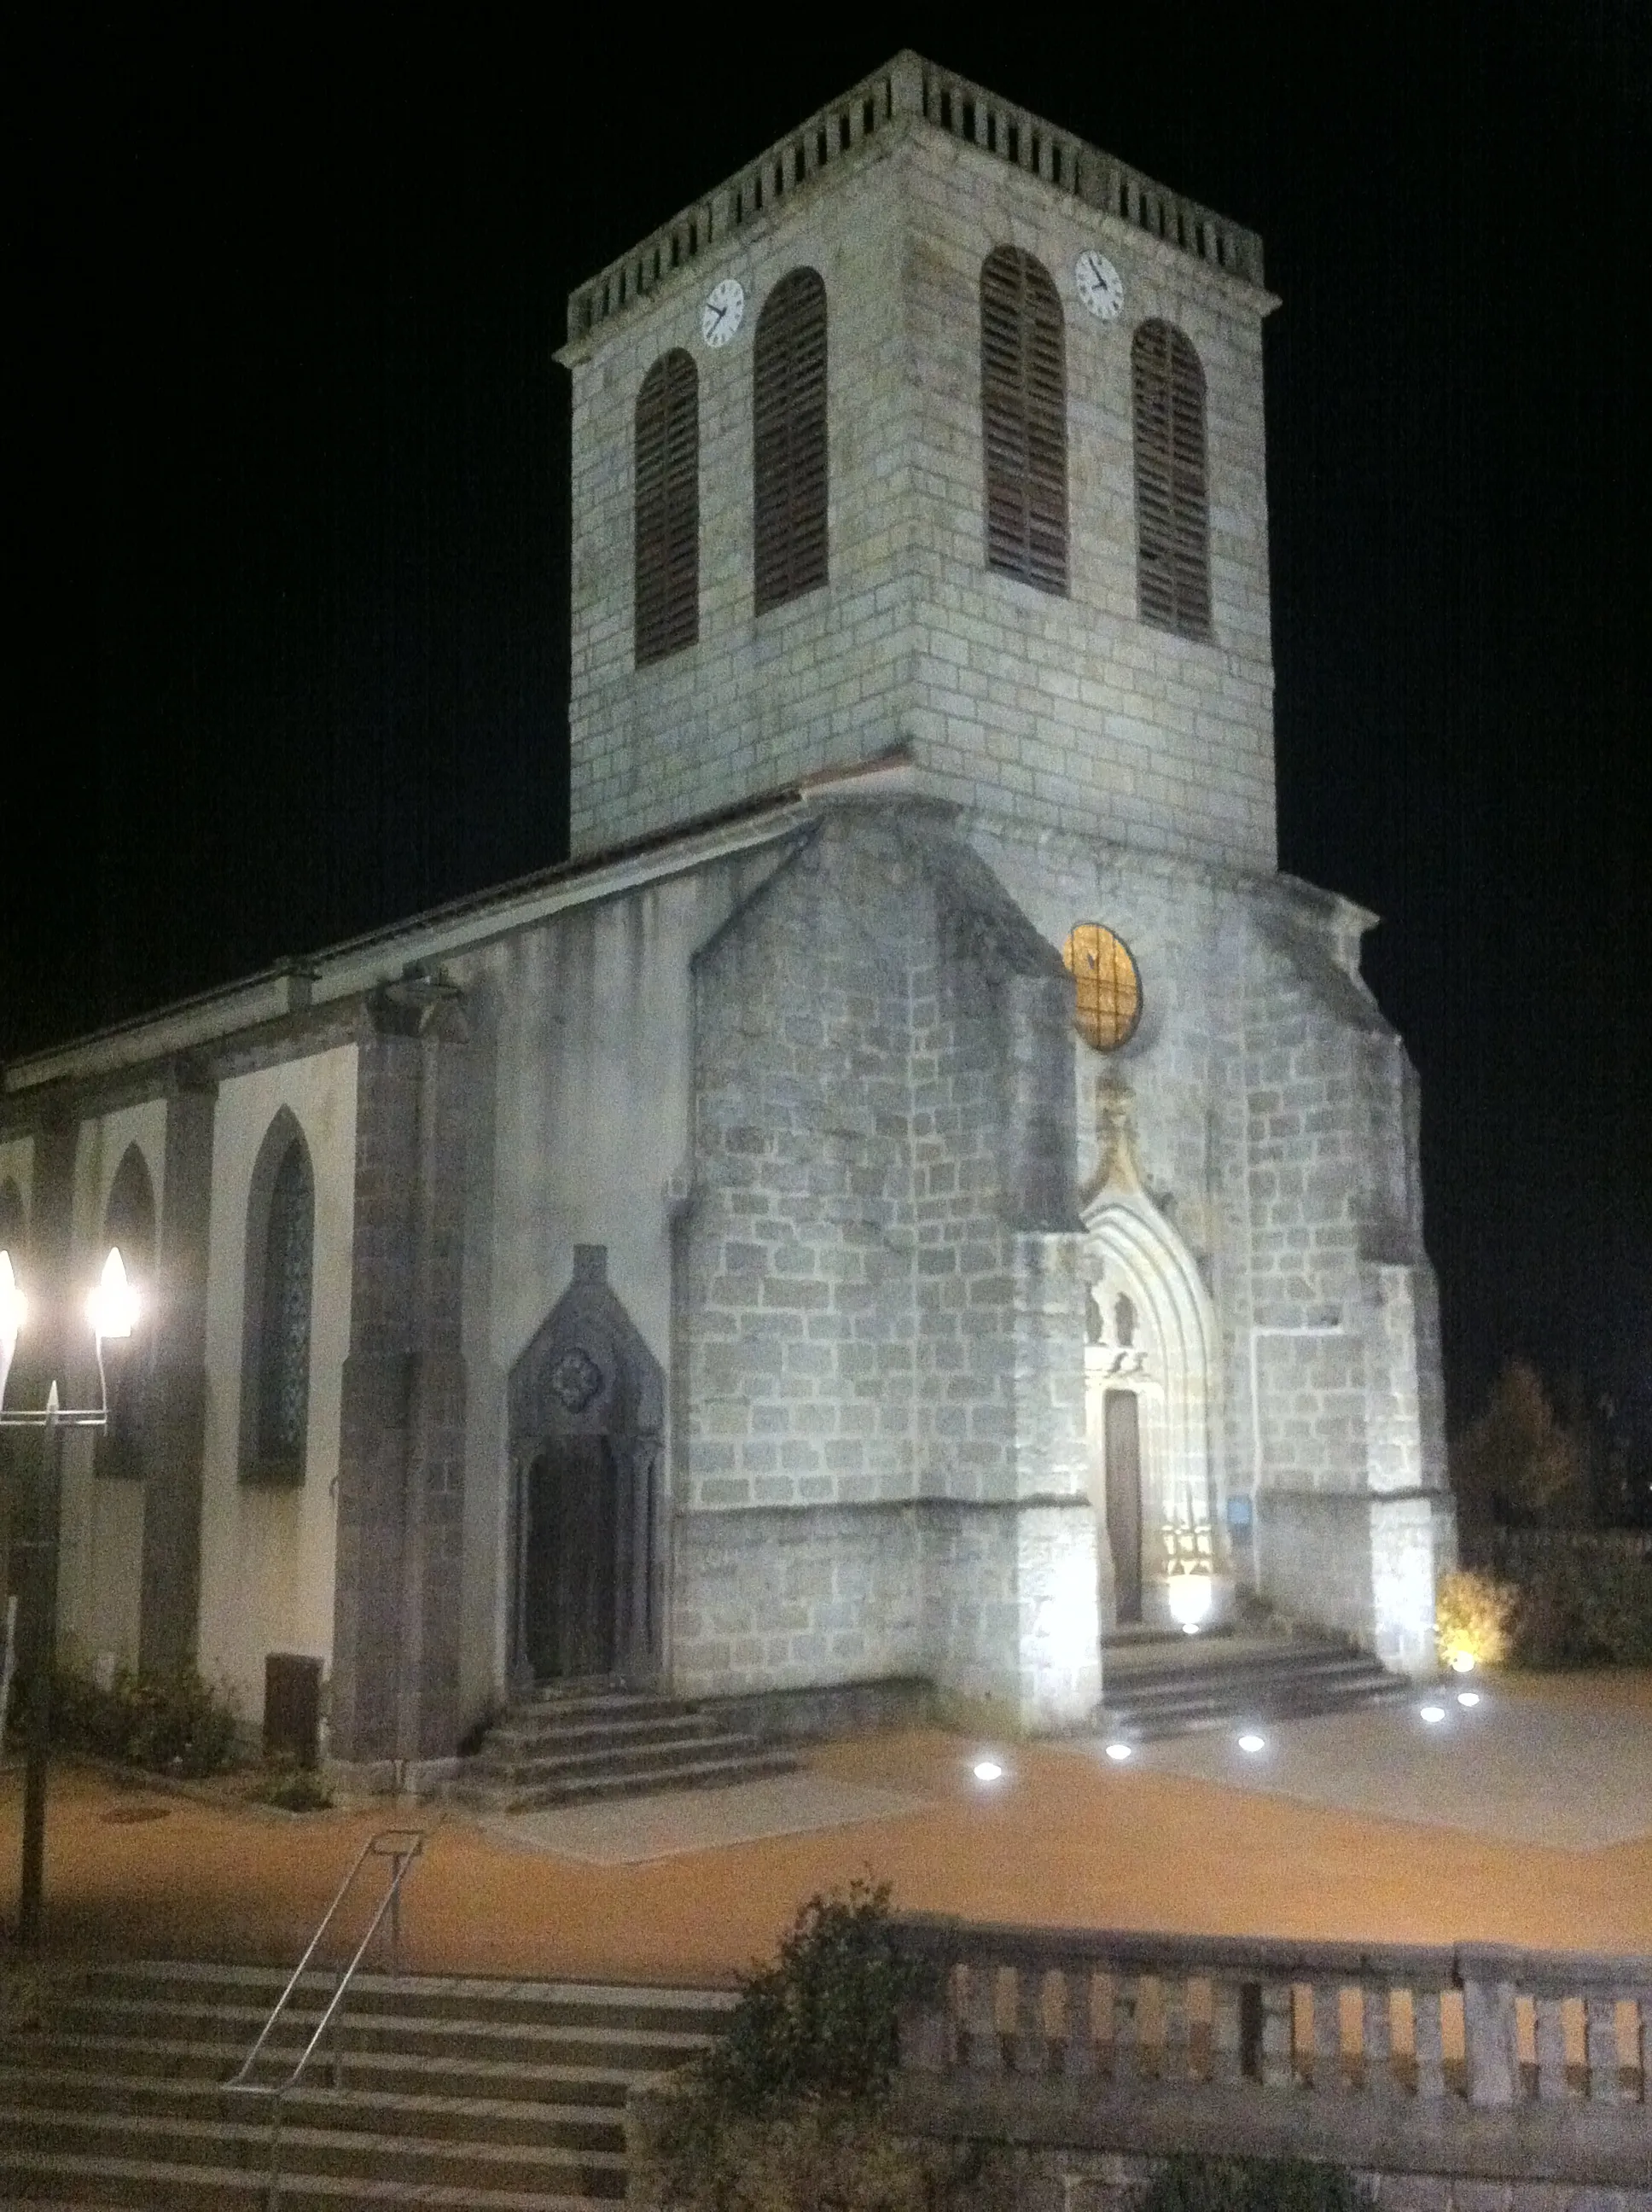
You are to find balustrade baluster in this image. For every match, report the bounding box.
[1312,1982,1344,2093]
[1162,1975,1191,2083]
[1210,1980,1242,2086]
[1061,1968,1096,2080]
[1361,1986,1393,2098]
[1414,1990,1446,2101]
[1112,1975,1142,2085]
[1586,1997,1620,2104]
[965,1960,1001,2076]
[1534,1996,1569,2103]
[1259,1982,1293,2089]
[1013,1965,1046,2075]
[1462,1976,1517,2107]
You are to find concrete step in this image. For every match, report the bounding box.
[479,1746,798,1814]
[456,1685,797,1812]
[71,1961,733,2036]
[1,2034,643,2105]
[0,2146,612,2209]
[0,1965,730,2209]
[482,1708,718,1755]
[36,1998,714,2073]
[1098,1639,1416,1741]
[0,2068,627,2151]
[472,1726,777,1784]
[0,2105,627,2197]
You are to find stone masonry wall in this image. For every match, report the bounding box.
[673,801,1097,1724]
[565,114,1276,871]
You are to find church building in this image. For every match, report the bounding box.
[0,56,1454,1778]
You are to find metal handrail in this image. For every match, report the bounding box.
[223,1826,425,2211]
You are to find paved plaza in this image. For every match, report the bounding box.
[2,1671,1647,1987]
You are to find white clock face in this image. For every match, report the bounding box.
[1074,250,1125,321]
[701,277,746,348]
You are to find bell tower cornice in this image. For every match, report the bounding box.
[559,51,1267,362]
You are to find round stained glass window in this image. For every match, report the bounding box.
[1062,924,1142,1052]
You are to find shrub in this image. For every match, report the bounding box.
[1434,1567,1518,1671]
[46,1660,242,1778]
[251,1755,334,1812]
[1497,1535,1652,1668]
[641,1877,1007,2212]
[1140,2154,1373,2211]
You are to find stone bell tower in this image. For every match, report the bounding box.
[557,52,1278,874]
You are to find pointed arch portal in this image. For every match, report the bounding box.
[1083,1182,1218,1631]
[506,1247,664,1688]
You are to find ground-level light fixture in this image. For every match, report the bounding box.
[1419,1703,1446,1724]
[1237,1732,1265,1754]
[1449,1651,1476,1674]
[1457,1691,1480,1708]
[1104,1741,1133,1762]
[971,1758,1005,1784]
[1166,1575,1213,1634]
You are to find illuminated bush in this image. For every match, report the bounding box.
[1434,1568,1519,1671]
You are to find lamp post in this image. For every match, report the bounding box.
[0,1245,137,1951]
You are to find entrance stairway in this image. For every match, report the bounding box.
[451,1679,797,1815]
[1098,1625,1419,1743]
[0,1959,732,2208]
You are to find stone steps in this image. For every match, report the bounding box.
[1098,1630,1418,1742]
[0,1959,732,2210]
[454,1680,796,1812]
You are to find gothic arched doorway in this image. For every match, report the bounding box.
[507,1248,663,1688]
[1083,1091,1221,1634]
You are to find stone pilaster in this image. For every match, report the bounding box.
[138,1062,216,1674]
[330,981,468,1773]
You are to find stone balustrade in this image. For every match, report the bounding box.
[892,1917,1649,2128]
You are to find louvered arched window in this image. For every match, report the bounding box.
[634,350,699,665]
[753,269,829,614]
[241,1113,314,1485]
[980,246,1067,594]
[98,1144,155,1481]
[1132,321,1212,640]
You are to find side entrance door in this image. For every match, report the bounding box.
[1104,1388,1143,1625]
[522,1437,620,1680]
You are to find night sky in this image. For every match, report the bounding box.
[12,14,1649,1451]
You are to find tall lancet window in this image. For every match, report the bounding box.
[97,1144,155,1481]
[634,349,700,665]
[241,1113,314,1485]
[753,268,829,614]
[1131,319,1212,640]
[980,245,1068,594]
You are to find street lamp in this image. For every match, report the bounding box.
[0,1243,136,1951]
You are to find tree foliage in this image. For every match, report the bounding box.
[1450,1358,1589,1540]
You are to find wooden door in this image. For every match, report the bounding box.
[523,1437,619,1679]
[1104,1389,1143,1625]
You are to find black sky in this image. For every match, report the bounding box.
[12,10,1650,1442]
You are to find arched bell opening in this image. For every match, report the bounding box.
[505,1248,663,1690]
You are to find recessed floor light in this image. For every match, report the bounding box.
[1420,1704,1446,1724]
[1237,1732,1265,1754]
[1457,1691,1480,1708]
[972,1759,1004,1783]
[1104,1741,1132,1762]
[1450,1652,1476,1674]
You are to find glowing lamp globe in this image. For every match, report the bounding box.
[88,1249,138,1342]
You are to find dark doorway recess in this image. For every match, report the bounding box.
[523,1437,620,1679]
[507,1246,664,1688]
[1105,1388,1143,1625]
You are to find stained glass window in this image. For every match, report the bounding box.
[255,1136,313,1474]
